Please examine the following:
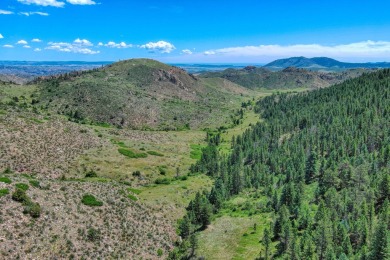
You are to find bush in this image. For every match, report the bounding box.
[15,183,29,191]
[159,168,167,175]
[157,248,163,257]
[85,170,98,178]
[87,227,101,242]
[132,171,141,177]
[155,178,171,185]
[12,188,29,203]
[147,151,164,157]
[118,148,148,158]
[0,177,12,184]
[81,194,103,207]
[23,202,41,218]
[3,167,12,174]
[0,188,9,197]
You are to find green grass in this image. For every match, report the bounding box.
[15,183,29,191]
[81,194,103,207]
[196,190,275,259]
[147,151,164,157]
[0,188,9,197]
[190,144,204,160]
[0,176,12,184]
[127,194,138,201]
[118,148,148,158]
[127,188,142,195]
[29,180,40,188]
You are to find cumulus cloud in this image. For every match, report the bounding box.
[181,49,193,55]
[73,38,93,46]
[0,34,3,39]
[17,40,28,45]
[23,45,31,48]
[17,0,65,7]
[104,41,132,48]
[66,0,96,5]
[46,38,99,54]
[3,45,14,48]
[202,41,390,60]
[0,10,14,15]
[140,41,175,53]
[32,38,42,42]
[19,11,49,16]
[34,48,42,52]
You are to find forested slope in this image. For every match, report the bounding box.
[172,69,390,259]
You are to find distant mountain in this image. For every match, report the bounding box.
[200,65,367,89]
[35,59,249,130]
[264,56,390,70]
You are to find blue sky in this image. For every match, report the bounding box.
[1,0,390,62]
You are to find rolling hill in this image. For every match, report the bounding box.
[34,59,250,130]
[264,56,390,70]
[200,65,367,89]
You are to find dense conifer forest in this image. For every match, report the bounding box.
[171,69,390,259]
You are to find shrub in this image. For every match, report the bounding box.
[12,188,29,203]
[23,202,41,218]
[159,168,167,175]
[81,194,103,207]
[147,151,164,157]
[15,183,29,191]
[0,188,9,197]
[0,177,12,184]
[85,170,98,178]
[29,180,40,188]
[87,228,101,242]
[155,178,171,185]
[157,248,163,257]
[3,167,12,174]
[132,171,141,177]
[118,148,148,158]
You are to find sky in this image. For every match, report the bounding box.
[1,0,390,63]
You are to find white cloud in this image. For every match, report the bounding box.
[104,41,132,49]
[0,10,14,15]
[202,41,390,60]
[34,48,42,52]
[98,42,103,46]
[140,41,175,53]
[204,51,216,55]
[66,0,96,5]
[17,0,65,7]
[3,45,14,48]
[46,38,99,54]
[32,38,42,42]
[20,11,49,16]
[23,45,31,48]
[181,49,193,55]
[0,34,3,39]
[17,40,28,45]
[73,38,93,46]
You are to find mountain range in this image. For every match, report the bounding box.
[264,56,390,70]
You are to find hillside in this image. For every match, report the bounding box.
[173,69,390,259]
[265,56,390,70]
[200,65,366,89]
[35,59,250,130]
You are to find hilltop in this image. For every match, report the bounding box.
[200,65,366,89]
[264,56,390,70]
[35,59,250,130]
